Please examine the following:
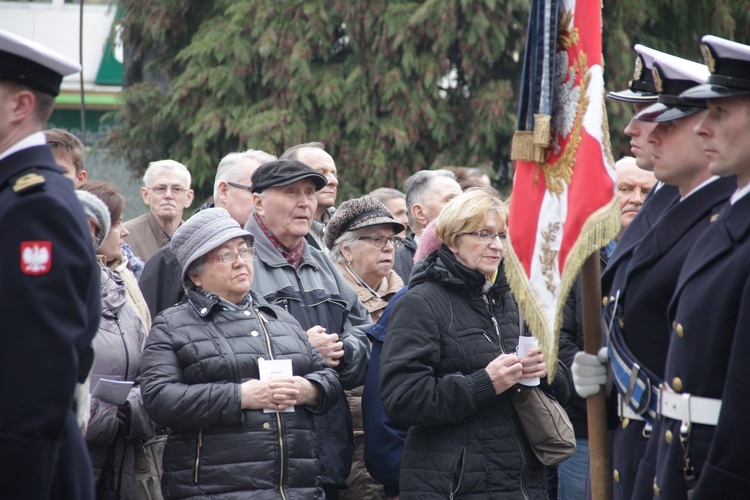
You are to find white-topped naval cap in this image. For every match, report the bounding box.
[0,28,80,96]
[608,45,672,103]
[681,35,750,100]
[635,53,708,123]
[651,52,709,95]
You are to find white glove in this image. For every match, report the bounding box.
[572,347,610,398]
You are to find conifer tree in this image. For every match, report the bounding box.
[109,0,750,197]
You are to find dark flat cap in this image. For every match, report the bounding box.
[250,159,327,193]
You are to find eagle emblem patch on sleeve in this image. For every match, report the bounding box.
[21,241,52,275]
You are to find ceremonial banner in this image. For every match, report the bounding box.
[506,0,619,375]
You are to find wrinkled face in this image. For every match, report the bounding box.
[141,169,194,222]
[253,179,318,249]
[98,217,129,263]
[190,237,253,304]
[624,103,658,171]
[382,197,408,239]
[647,111,708,195]
[299,148,338,214]
[343,225,398,286]
[448,214,506,278]
[616,161,656,231]
[695,96,750,187]
[416,176,463,227]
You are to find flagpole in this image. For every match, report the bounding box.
[581,252,611,500]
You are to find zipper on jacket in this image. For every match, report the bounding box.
[514,430,530,499]
[481,295,506,354]
[255,308,287,499]
[193,429,203,484]
[115,314,131,380]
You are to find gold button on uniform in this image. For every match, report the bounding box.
[665,430,672,444]
[675,323,684,338]
[672,377,683,392]
[613,470,620,483]
[622,418,630,429]
[602,296,609,306]
[263,422,271,430]
[618,318,625,329]
[653,477,660,495]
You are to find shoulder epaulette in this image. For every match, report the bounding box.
[11,171,46,195]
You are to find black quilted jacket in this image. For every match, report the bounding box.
[381,247,564,499]
[140,289,340,499]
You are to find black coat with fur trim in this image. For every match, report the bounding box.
[380,247,567,499]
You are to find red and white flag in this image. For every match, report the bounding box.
[506,0,619,374]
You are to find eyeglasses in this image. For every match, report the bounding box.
[227,181,253,192]
[356,235,401,249]
[205,247,256,264]
[462,230,507,243]
[148,185,188,196]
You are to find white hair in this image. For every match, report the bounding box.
[143,159,191,188]
[213,149,277,199]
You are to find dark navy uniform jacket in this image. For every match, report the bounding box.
[601,183,680,298]
[608,176,735,500]
[0,143,100,499]
[645,190,750,499]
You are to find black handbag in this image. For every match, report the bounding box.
[511,385,576,466]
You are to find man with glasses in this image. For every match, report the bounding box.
[139,150,275,319]
[124,159,194,262]
[246,159,372,500]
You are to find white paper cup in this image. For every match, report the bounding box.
[517,336,540,386]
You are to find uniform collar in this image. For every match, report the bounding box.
[0,131,45,163]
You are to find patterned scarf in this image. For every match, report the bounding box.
[253,212,305,269]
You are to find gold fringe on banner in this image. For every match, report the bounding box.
[510,113,552,163]
[505,197,621,379]
[533,114,551,146]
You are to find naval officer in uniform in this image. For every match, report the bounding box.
[601,45,681,298]
[646,35,750,499]
[0,29,100,498]
[611,51,735,500]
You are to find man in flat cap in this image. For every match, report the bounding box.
[280,142,340,253]
[643,35,750,499]
[246,159,372,499]
[0,29,99,498]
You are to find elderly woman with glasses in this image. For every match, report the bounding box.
[325,195,405,323]
[140,208,340,499]
[380,188,568,499]
[324,196,405,500]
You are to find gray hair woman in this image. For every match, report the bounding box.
[140,207,340,498]
[324,196,405,500]
[325,195,405,323]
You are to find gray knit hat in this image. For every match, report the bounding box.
[75,189,110,248]
[171,207,254,281]
[325,195,405,249]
